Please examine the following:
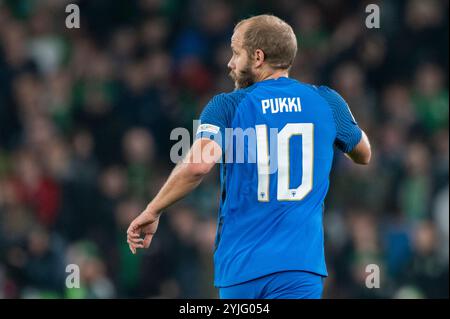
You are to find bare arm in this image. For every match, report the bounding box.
[345,130,371,165]
[147,138,222,213]
[126,138,222,253]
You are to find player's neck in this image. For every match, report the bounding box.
[257,69,289,82]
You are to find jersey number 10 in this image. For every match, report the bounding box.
[256,123,314,202]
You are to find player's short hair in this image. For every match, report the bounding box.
[235,14,298,70]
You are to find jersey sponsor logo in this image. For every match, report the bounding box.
[261,97,302,114]
[197,123,220,134]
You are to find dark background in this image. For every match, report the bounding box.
[0,0,448,298]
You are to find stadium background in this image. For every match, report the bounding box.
[0,0,448,298]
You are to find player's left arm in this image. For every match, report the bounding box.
[127,138,222,254]
[344,130,371,165]
[318,85,372,165]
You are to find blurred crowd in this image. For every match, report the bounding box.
[0,0,448,298]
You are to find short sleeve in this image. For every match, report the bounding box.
[196,94,232,150]
[317,86,362,153]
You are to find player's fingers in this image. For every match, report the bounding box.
[128,232,140,238]
[128,235,144,246]
[143,233,154,248]
[127,228,141,240]
[127,232,142,239]
[132,244,144,249]
[127,219,143,234]
[128,235,143,241]
[127,224,138,235]
[127,237,144,245]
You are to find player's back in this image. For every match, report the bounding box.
[196,77,362,287]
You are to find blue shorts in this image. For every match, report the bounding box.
[219,271,325,299]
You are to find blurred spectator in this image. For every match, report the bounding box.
[23,226,66,296]
[413,63,449,135]
[166,206,205,298]
[399,142,432,222]
[65,241,115,298]
[11,149,60,227]
[122,128,155,200]
[333,210,387,298]
[399,221,449,298]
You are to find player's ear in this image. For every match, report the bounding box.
[254,49,265,68]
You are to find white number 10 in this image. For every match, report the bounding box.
[256,123,314,201]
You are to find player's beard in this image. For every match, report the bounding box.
[229,63,256,89]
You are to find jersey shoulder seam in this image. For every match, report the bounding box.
[224,86,257,125]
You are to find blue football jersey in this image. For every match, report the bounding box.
[196,77,362,287]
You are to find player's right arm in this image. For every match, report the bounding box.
[126,93,232,254]
[318,85,371,165]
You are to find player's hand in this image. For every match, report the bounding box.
[126,208,161,254]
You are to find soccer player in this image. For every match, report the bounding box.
[127,14,371,299]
